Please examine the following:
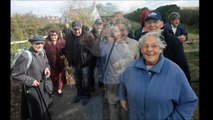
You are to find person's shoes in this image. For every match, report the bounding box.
[82,97,90,105]
[57,89,63,97]
[73,96,81,103]
[49,93,54,97]
[58,92,63,97]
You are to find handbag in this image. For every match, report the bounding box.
[43,77,53,94]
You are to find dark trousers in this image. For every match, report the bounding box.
[89,56,97,89]
[72,66,91,97]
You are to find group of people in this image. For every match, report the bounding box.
[11,10,198,120]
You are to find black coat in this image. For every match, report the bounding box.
[64,31,96,67]
[162,31,191,82]
[11,47,53,120]
[21,82,52,120]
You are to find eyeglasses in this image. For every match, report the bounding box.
[50,34,57,36]
[35,43,44,45]
[142,44,159,49]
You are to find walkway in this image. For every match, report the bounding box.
[50,84,110,120]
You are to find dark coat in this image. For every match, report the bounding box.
[90,29,102,57]
[62,28,72,39]
[11,47,53,120]
[164,22,188,41]
[162,31,191,82]
[44,39,65,72]
[64,30,96,67]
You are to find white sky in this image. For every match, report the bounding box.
[11,0,199,17]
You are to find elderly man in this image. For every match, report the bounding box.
[164,12,188,43]
[64,20,96,105]
[11,35,53,120]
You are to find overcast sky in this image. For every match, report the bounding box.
[11,0,199,17]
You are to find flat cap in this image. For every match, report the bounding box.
[28,35,45,44]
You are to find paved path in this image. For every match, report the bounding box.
[50,84,110,120]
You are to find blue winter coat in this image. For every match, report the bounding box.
[118,54,198,120]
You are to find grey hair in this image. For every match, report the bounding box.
[114,18,131,29]
[106,26,120,38]
[138,30,167,50]
[168,12,180,21]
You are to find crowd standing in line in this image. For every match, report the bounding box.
[11,35,53,120]
[118,31,198,120]
[44,29,66,96]
[12,9,198,120]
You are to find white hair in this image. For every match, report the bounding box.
[138,30,167,50]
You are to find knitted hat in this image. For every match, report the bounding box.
[168,12,180,21]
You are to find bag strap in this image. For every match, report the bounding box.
[11,49,32,73]
[104,40,116,73]
[24,50,32,70]
[100,40,115,91]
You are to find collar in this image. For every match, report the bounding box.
[171,24,177,28]
[135,54,165,74]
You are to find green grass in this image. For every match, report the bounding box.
[185,52,199,82]
[185,51,199,120]
[185,52,199,59]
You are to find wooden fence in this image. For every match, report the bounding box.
[11,40,28,45]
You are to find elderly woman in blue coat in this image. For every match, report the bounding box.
[118,31,198,120]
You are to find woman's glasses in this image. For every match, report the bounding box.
[50,34,57,36]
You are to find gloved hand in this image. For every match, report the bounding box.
[98,81,104,88]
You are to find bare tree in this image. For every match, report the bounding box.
[62,0,94,25]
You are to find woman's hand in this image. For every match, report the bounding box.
[120,100,128,111]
